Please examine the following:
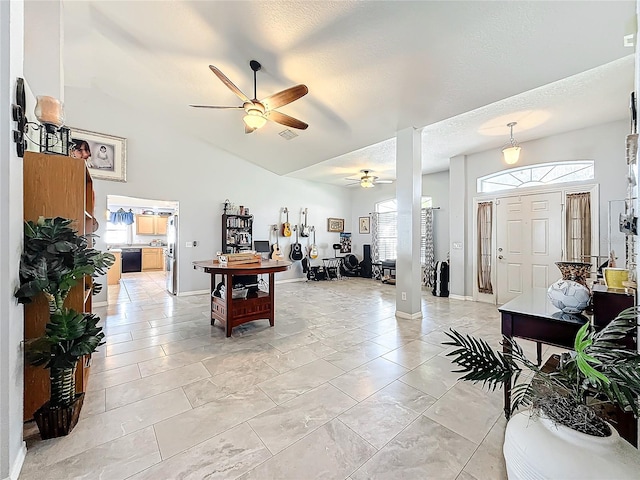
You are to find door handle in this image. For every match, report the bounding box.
[498,255,504,260]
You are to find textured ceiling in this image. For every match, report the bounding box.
[61,1,636,184]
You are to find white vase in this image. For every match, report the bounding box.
[503,410,640,479]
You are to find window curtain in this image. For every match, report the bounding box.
[566,192,591,262]
[477,201,493,294]
[422,208,435,287]
[371,212,380,263]
[109,208,134,225]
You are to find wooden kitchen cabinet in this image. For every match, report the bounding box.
[23,152,95,420]
[142,248,164,271]
[136,214,169,235]
[155,216,168,234]
[107,251,122,285]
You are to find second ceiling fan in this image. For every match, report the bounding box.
[346,170,394,188]
[190,60,309,134]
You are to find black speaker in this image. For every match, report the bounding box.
[360,244,372,278]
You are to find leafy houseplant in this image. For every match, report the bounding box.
[444,308,640,477]
[443,307,640,436]
[16,217,114,437]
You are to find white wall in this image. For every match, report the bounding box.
[64,88,352,299]
[0,1,27,478]
[350,170,450,263]
[458,120,629,297]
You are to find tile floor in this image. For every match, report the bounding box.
[20,272,557,479]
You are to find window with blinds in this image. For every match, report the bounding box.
[375,197,432,262]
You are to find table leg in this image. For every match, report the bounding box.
[225,272,232,337]
[503,337,512,419]
[536,342,542,366]
[210,273,216,326]
[268,272,275,327]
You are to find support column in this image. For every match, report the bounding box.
[449,155,467,298]
[1,0,26,478]
[395,127,422,319]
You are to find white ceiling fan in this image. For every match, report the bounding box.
[345,170,394,188]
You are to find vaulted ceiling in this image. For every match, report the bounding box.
[61,1,636,186]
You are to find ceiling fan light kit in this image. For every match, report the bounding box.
[502,121,521,165]
[191,60,308,134]
[360,177,375,188]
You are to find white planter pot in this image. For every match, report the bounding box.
[503,410,640,479]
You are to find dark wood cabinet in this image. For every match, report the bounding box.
[591,284,635,328]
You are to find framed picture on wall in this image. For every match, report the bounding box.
[359,216,370,234]
[327,218,344,232]
[69,128,127,182]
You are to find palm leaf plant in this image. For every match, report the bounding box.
[443,307,640,436]
[15,217,114,412]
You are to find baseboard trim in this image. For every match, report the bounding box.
[395,310,423,320]
[178,289,209,297]
[449,294,472,301]
[8,442,27,480]
[276,277,306,284]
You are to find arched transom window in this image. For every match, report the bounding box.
[477,161,594,193]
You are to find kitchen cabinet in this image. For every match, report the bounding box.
[136,214,169,235]
[222,213,253,254]
[22,152,95,420]
[107,251,122,285]
[142,248,164,271]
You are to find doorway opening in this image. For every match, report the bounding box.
[106,195,179,304]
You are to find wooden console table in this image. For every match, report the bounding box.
[193,259,291,337]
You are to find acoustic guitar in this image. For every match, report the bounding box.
[301,208,310,237]
[271,225,284,260]
[309,226,319,259]
[282,207,292,237]
[290,225,304,261]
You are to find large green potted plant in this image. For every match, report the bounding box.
[16,216,114,438]
[443,308,640,478]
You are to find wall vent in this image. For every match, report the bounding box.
[279,129,298,140]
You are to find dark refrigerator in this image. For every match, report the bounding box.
[166,215,178,295]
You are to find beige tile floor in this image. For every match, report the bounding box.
[20,272,558,479]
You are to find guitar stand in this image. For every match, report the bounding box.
[322,257,344,280]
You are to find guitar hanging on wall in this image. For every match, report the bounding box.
[282,207,292,237]
[290,225,304,261]
[301,208,311,237]
[271,225,284,260]
[309,226,319,259]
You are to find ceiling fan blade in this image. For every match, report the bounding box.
[266,110,308,130]
[209,65,251,103]
[375,180,394,184]
[261,85,308,111]
[189,105,243,109]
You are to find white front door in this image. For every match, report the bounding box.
[496,191,563,304]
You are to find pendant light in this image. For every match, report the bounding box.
[502,121,521,165]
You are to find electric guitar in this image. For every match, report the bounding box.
[301,208,310,237]
[282,207,292,237]
[271,225,284,260]
[309,226,319,259]
[290,225,304,261]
